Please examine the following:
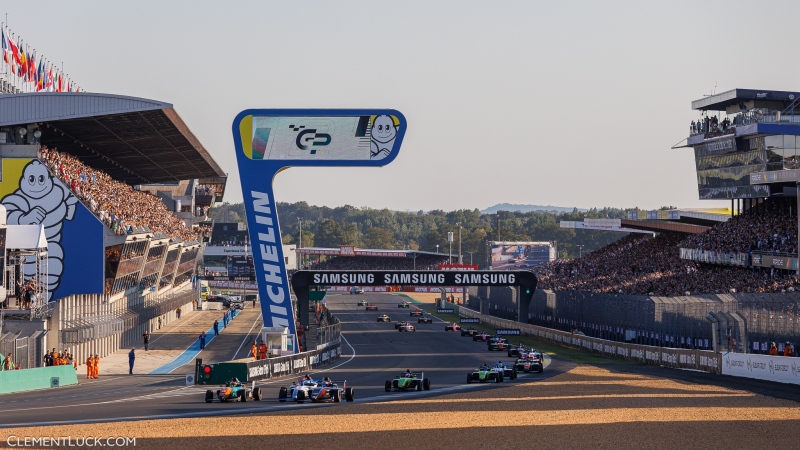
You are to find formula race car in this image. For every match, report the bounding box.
[445,323,461,332]
[398,301,411,308]
[515,353,544,373]
[278,377,354,403]
[366,304,378,311]
[357,299,368,306]
[395,320,411,329]
[507,344,527,357]
[377,314,391,322]
[398,322,416,332]
[350,287,364,294]
[417,316,433,324]
[488,337,510,351]
[492,361,518,380]
[385,371,431,392]
[460,327,478,337]
[410,309,423,317]
[467,366,503,383]
[473,331,490,341]
[205,378,262,403]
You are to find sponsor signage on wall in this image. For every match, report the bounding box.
[460,318,480,324]
[722,352,800,385]
[437,309,454,314]
[496,329,521,335]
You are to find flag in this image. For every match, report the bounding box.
[1,28,10,64]
[45,64,53,90]
[7,34,20,67]
[36,59,43,90]
[57,71,62,92]
[18,44,27,78]
[27,50,36,82]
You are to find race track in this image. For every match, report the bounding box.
[0,293,565,427]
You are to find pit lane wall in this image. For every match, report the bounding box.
[458,307,722,375]
[198,342,342,385]
[0,364,78,394]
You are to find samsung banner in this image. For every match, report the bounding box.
[234,110,407,350]
[721,352,800,385]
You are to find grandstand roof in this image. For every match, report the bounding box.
[692,88,800,111]
[620,219,708,235]
[0,92,226,186]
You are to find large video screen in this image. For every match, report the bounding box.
[491,242,553,270]
[227,256,255,277]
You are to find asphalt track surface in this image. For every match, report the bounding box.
[0,293,565,427]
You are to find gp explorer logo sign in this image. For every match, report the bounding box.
[293,124,331,154]
[233,109,407,351]
[240,114,403,161]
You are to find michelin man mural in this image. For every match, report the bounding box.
[2,160,77,302]
[370,115,399,160]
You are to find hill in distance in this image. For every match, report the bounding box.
[481,203,587,214]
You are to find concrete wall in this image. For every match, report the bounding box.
[0,364,78,394]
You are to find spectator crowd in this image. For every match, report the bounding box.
[679,199,797,255]
[534,232,800,296]
[39,147,200,241]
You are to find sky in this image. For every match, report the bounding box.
[3,0,800,212]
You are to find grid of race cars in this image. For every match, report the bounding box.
[203,296,546,404]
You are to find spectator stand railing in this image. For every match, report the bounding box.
[0,329,46,370]
[679,248,750,267]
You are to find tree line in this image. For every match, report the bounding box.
[209,202,632,267]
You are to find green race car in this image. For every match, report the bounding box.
[385,371,431,392]
[467,366,503,383]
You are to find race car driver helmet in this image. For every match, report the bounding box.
[231,377,240,384]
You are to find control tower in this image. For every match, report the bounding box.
[686,88,800,208]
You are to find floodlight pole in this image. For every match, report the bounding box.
[458,223,462,264]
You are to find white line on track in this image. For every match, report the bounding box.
[230,313,264,360]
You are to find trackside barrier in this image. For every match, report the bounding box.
[459,307,722,374]
[198,342,342,385]
[0,365,79,394]
[721,352,800,385]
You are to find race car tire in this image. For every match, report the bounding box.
[512,369,518,380]
[508,351,513,357]
[495,375,501,383]
[538,366,543,374]
[423,378,430,390]
[385,381,391,392]
[278,387,288,402]
[240,389,247,402]
[416,381,422,391]
[296,390,306,403]
[500,374,504,383]
[467,374,472,384]
[473,335,478,341]
[253,387,262,401]
[345,387,355,402]
[205,390,214,403]
[332,390,341,403]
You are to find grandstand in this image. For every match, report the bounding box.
[475,88,800,355]
[0,92,227,368]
